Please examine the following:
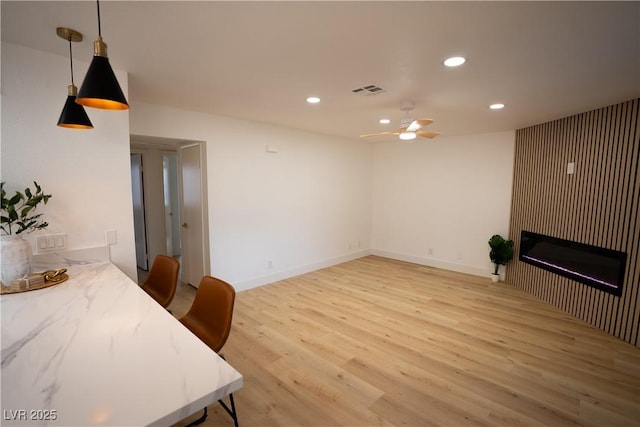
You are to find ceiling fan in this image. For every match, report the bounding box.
[360,101,440,141]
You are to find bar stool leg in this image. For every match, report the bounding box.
[219,392,239,427]
[185,407,207,427]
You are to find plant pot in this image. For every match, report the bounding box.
[1,235,33,284]
[490,273,500,283]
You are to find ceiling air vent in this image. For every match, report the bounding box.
[352,84,385,96]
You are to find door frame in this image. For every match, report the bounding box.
[129,136,209,284]
[130,152,149,270]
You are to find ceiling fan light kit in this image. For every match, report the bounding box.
[399,131,417,141]
[360,100,440,141]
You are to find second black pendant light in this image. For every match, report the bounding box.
[56,27,93,129]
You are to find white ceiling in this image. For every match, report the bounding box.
[2,1,639,141]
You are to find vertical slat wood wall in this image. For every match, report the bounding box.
[506,98,640,347]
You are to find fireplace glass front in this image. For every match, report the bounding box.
[519,231,626,296]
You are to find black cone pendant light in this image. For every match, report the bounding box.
[76,0,129,110]
[57,27,93,129]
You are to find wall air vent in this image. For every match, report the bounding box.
[352,84,386,96]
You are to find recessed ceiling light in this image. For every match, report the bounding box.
[379,118,391,124]
[306,96,320,104]
[489,103,505,110]
[444,56,466,67]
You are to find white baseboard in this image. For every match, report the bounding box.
[234,249,371,292]
[233,248,499,292]
[370,249,492,279]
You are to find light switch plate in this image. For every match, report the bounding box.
[35,233,66,253]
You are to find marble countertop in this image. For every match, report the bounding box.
[1,260,243,426]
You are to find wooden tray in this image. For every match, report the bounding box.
[1,272,69,295]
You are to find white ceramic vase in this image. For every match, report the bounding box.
[1,234,33,284]
[491,273,500,283]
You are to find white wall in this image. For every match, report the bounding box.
[1,43,137,279]
[371,131,515,278]
[1,44,515,289]
[130,103,372,291]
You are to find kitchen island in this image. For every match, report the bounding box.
[1,255,242,426]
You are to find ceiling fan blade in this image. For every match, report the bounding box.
[406,118,434,132]
[416,130,440,139]
[359,130,401,138]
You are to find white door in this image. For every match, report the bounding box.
[179,143,208,287]
[130,153,148,270]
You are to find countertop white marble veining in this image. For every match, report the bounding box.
[1,260,243,427]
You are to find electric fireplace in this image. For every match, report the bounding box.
[519,231,627,296]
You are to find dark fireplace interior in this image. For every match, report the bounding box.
[519,231,627,296]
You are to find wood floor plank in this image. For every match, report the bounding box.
[169,256,640,427]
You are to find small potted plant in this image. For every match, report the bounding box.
[488,234,514,282]
[1,181,52,283]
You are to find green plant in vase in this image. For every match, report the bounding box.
[1,181,52,234]
[1,181,52,284]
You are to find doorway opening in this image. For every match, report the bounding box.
[129,136,209,288]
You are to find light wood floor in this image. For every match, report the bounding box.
[165,256,640,427]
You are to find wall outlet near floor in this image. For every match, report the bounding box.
[36,233,66,253]
[267,260,273,269]
[428,248,434,256]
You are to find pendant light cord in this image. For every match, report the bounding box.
[96,0,102,37]
[68,39,75,85]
